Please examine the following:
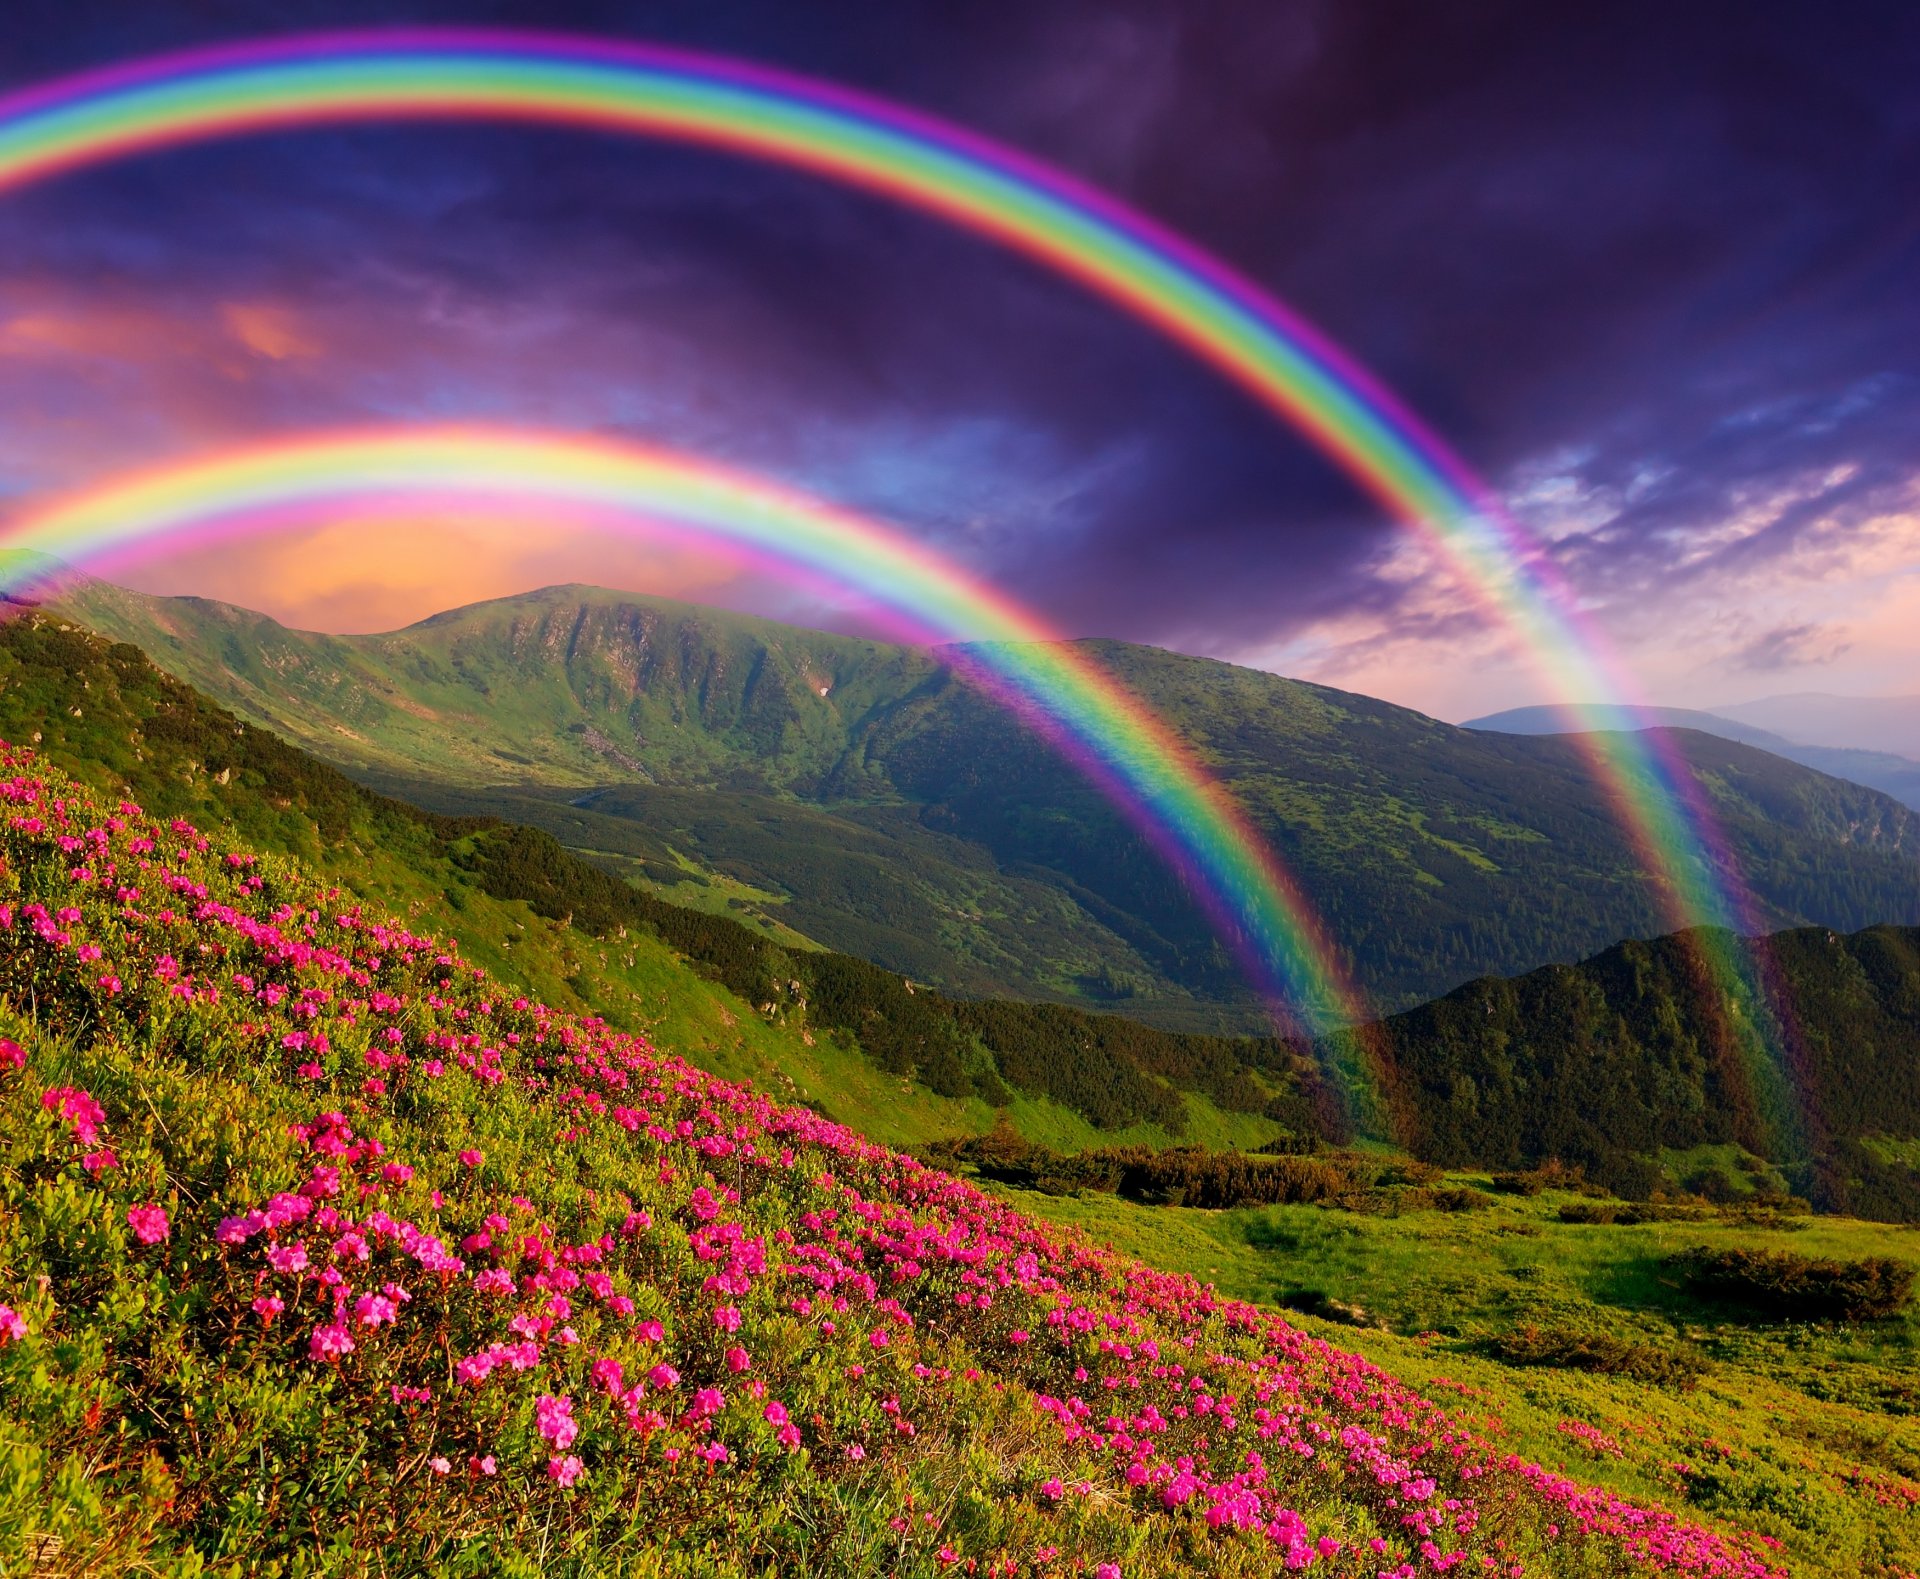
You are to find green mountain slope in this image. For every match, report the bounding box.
[1374,922,1920,1218]
[0,610,1305,1154]
[55,578,1920,1026]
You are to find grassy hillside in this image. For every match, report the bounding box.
[56,579,1920,1025]
[0,611,1317,1156]
[4,610,1917,1224]
[0,744,1818,1577]
[1002,1175,1920,1576]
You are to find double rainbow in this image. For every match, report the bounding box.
[0,30,1796,1125]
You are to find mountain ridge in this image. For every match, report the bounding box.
[44,575,1920,1023]
[1468,702,1920,811]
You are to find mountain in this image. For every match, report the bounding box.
[48,577,1920,1026]
[1374,920,1920,1218]
[1468,702,1920,811]
[10,605,1918,1220]
[1714,691,1920,761]
[0,610,1303,1155]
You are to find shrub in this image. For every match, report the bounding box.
[1487,1326,1707,1388]
[1669,1247,1916,1322]
[0,749,1786,1578]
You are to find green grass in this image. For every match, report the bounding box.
[995,1178,1920,1573]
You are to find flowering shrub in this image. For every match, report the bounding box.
[0,749,1786,1577]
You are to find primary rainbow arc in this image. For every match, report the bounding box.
[0,427,1365,1038]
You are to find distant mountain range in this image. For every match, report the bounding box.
[1713,692,1920,760]
[1466,703,1920,811]
[35,575,1920,1028]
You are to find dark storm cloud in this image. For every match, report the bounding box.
[1,0,1915,655]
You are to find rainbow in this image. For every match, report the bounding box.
[0,31,1799,1135]
[0,426,1366,1040]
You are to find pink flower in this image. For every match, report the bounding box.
[724,1346,752,1373]
[252,1295,285,1323]
[845,1443,865,1461]
[763,1401,789,1427]
[647,1363,679,1390]
[868,1329,889,1349]
[0,1305,27,1343]
[309,1322,355,1361]
[712,1304,741,1333]
[458,1149,483,1167]
[428,1456,450,1475]
[41,1086,105,1146]
[80,1149,117,1175]
[1039,1477,1063,1501]
[268,1242,309,1274]
[0,1038,23,1071]
[469,1455,497,1477]
[353,1293,399,1328]
[126,1204,170,1245]
[547,1454,584,1487]
[1096,1567,1122,1579]
[535,1393,579,1450]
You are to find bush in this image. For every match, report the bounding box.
[1684,1167,1741,1205]
[1399,1186,1495,1213]
[1670,1247,1915,1322]
[1487,1325,1707,1388]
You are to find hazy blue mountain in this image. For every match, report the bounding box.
[1466,703,1920,811]
[1713,692,1920,761]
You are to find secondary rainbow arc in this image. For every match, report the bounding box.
[0,427,1366,1040]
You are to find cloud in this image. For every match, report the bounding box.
[223,304,322,362]
[1726,621,1852,674]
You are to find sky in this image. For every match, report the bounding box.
[0,0,1916,721]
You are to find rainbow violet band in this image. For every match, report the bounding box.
[0,427,1366,1039]
[0,27,1756,948]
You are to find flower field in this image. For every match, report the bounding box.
[0,746,1790,1576]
